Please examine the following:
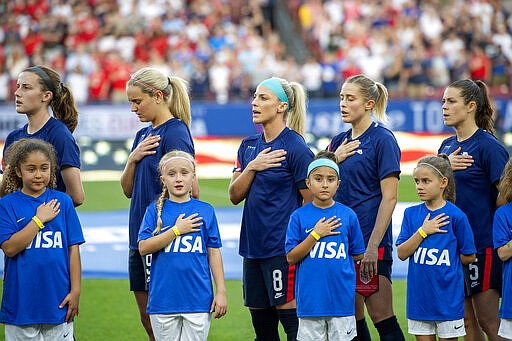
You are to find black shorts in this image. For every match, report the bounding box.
[464,247,502,297]
[243,256,296,309]
[128,249,152,292]
[377,246,393,281]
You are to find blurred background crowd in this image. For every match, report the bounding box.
[1,0,511,104]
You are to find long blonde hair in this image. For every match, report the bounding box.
[267,77,308,137]
[498,157,512,203]
[127,67,192,127]
[415,154,455,203]
[153,150,196,235]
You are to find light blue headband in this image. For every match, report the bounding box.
[259,78,290,111]
[307,158,340,178]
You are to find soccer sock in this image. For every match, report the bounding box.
[250,307,280,341]
[353,318,371,341]
[374,315,405,341]
[277,308,298,341]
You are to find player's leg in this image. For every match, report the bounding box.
[180,312,212,341]
[473,289,505,341]
[466,249,504,341]
[353,294,371,341]
[463,297,485,341]
[265,256,299,341]
[129,249,155,340]
[243,257,280,341]
[365,257,405,341]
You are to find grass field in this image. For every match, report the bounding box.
[1,176,418,340]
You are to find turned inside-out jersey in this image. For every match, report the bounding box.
[129,118,194,250]
[439,129,509,251]
[328,122,401,247]
[234,127,314,258]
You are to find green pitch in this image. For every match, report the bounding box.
[0,176,418,339]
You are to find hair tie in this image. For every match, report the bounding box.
[418,162,444,177]
[259,78,290,112]
[307,158,340,178]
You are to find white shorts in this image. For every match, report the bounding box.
[150,312,211,341]
[498,318,512,339]
[408,318,465,338]
[297,316,356,341]
[5,322,73,341]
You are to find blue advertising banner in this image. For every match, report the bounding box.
[0,99,510,139]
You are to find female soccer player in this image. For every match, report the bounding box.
[1,65,84,206]
[121,67,197,340]
[439,79,509,341]
[229,77,314,341]
[327,74,405,341]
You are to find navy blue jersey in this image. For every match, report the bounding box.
[2,118,80,193]
[138,198,222,314]
[396,202,475,321]
[128,118,194,250]
[234,127,314,258]
[327,122,401,247]
[493,202,512,319]
[0,189,85,325]
[439,129,509,251]
[285,202,365,317]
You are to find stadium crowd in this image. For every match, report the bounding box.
[1,0,511,104]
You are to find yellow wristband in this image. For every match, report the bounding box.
[417,227,427,239]
[32,216,44,229]
[171,226,180,237]
[310,230,321,241]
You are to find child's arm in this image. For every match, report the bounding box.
[138,213,203,256]
[397,213,449,261]
[59,244,81,323]
[1,200,60,257]
[497,241,512,262]
[208,247,227,319]
[352,254,364,262]
[286,216,341,265]
[460,253,476,265]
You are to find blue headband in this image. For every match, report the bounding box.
[307,158,340,178]
[259,78,289,111]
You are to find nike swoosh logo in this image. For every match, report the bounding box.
[346,328,354,334]
[454,325,463,329]
[63,332,70,337]
[17,217,25,223]
[305,228,314,233]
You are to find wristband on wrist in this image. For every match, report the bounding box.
[310,230,321,241]
[417,227,427,239]
[32,216,44,229]
[171,226,180,237]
